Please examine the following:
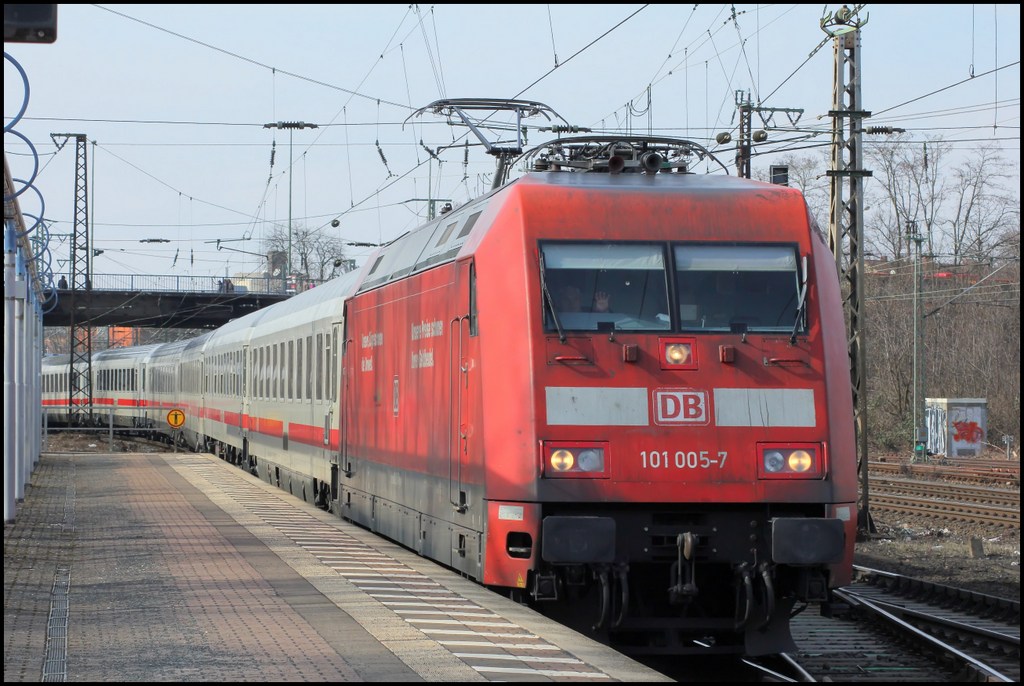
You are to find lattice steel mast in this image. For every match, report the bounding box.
[822,6,873,533]
[52,133,92,424]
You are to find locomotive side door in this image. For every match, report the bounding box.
[446,258,484,577]
[448,258,480,515]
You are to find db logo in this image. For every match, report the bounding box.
[653,389,709,425]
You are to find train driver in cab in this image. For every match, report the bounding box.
[557,284,611,313]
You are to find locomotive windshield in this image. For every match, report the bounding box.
[542,243,671,332]
[541,242,804,335]
[675,245,802,333]
[675,244,802,334]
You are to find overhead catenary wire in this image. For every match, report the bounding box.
[15,6,1018,277]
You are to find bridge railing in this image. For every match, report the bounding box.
[61,274,321,295]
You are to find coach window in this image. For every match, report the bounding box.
[296,340,304,401]
[260,350,268,397]
[541,242,670,333]
[306,336,313,400]
[260,350,265,398]
[278,344,284,398]
[286,340,292,400]
[331,329,339,401]
[277,344,284,399]
[316,333,323,401]
[324,334,332,401]
[270,346,276,398]
[268,346,274,399]
[674,244,801,334]
[279,343,286,399]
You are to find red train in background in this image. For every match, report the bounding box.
[42,133,856,657]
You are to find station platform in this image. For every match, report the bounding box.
[4,450,671,682]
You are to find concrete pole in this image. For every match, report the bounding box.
[33,310,42,469]
[4,224,18,522]
[15,248,26,502]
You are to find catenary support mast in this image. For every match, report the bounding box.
[822,6,873,533]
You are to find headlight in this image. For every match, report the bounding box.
[550,449,575,471]
[758,443,823,479]
[764,450,785,473]
[660,337,698,370]
[665,343,691,365]
[543,442,608,478]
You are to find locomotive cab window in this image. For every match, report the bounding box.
[675,244,803,334]
[541,242,670,333]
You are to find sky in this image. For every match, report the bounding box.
[5,4,1020,285]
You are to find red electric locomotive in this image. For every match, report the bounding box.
[336,134,856,656]
[45,132,856,658]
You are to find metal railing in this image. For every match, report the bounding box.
[56,274,324,295]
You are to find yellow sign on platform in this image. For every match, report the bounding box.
[167,409,186,429]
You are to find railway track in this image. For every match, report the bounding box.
[870,459,1020,488]
[867,493,1019,527]
[780,567,1020,682]
[871,476,1020,507]
[867,472,1020,529]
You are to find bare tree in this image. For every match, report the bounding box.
[817,134,1021,455]
[864,135,949,261]
[940,145,1016,265]
[754,152,831,228]
[263,222,350,283]
[863,264,918,449]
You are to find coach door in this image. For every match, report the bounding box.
[448,259,478,514]
[241,345,250,441]
[326,323,341,448]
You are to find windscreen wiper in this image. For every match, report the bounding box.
[539,252,566,343]
[790,255,808,345]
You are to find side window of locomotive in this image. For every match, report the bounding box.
[674,244,801,333]
[469,263,478,337]
[540,242,670,332]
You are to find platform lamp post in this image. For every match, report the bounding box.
[263,121,318,292]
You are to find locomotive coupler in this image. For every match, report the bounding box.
[668,532,699,605]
